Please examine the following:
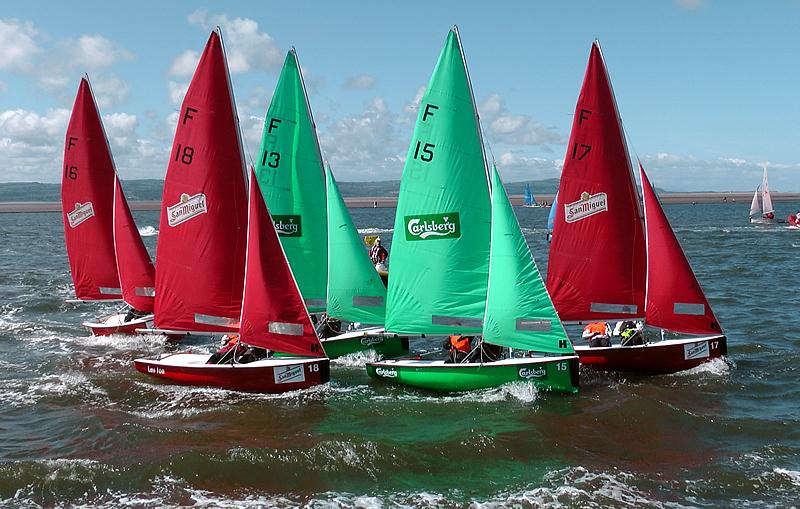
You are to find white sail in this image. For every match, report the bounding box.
[749,189,760,218]
[761,167,774,215]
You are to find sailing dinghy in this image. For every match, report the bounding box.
[134,169,330,393]
[138,29,248,339]
[62,76,155,335]
[255,49,407,359]
[546,41,726,374]
[366,28,578,393]
[522,183,538,207]
[749,166,775,223]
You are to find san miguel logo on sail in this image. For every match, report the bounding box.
[67,202,95,228]
[404,212,461,241]
[564,191,608,223]
[167,192,208,227]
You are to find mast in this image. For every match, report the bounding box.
[293,47,327,179]
[216,26,249,189]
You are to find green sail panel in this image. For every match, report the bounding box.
[385,28,490,335]
[326,165,387,325]
[483,166,575,354]
[255,49,327,312]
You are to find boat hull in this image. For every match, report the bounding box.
[276,328,410,359]
[574,335,727,375]
[366,356,579,394]
[134,354,329,393]
[83,313,154,336]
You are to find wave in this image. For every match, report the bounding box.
[670,356,731,377]
[357,227,393,235]
[138,225,158,236]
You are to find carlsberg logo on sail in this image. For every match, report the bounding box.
[404,213,461,241]
[564,191,608,223]
[272,215,302,237]
[167,193,207,227]
[67,202,95,228]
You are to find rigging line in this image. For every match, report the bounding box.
[480,125,498,166]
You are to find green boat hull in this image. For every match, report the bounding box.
[366,356,579,394]
[276,332,409,360]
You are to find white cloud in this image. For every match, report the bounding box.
[677,0,703,10]
[343,74,376,90]
[0,19,41,72]
[495,151,563,182]
[89,74,130,109]
[169,50,200,77]
[186,10,282,74]
[480,93,564,149]
[67,34,133,69]
[167,80,189,105]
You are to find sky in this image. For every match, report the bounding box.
[0,0,798,191]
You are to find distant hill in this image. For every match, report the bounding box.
[0,177,664,202]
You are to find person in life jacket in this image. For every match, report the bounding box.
[582,322,611,348]
[369,237,388,265]
[763,211,775,220]
[443,335,473,363]
[614,320,644,346]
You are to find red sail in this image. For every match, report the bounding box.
[154,30,248,332]
[113,175,155,312]
[239,168,324,357]
[546,42,646,321]
[641,164,722,334]
[61,77,120,301]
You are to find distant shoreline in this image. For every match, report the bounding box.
[2,192,800,213]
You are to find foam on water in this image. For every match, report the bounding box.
[772,468,800,486]
[137,225,158,236]
[357,227,393,234]
[670,357,731,378]
[371,381,540,405]
[331,349,382,367]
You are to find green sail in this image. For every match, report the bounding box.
[255,49,327,312]
[326,165,387,325]
[385,28,490,335]
[483,166,575,354]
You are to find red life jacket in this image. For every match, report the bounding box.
[449,335,471,353]
[584,322,607,336]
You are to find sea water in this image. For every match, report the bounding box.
[0,201,798,508]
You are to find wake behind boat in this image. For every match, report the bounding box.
[367,28,578,394]
[546,41,726,375]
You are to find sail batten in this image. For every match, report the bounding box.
[546,41,646,322]
[154,31,248,332]
[385,28,491,335]
[256,50,327,312]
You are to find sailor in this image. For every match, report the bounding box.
[763,211,775,220]
[615,320,644,346]
[207,334,242,364]
[123,307,148,323]
[582,322,611,348]
[369,237,388,265]
[443,335,473,363]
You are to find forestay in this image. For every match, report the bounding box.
[641,163,722,335]
[546,41,646,321]
[154,30,248,332]
[385,27,491,335]
[326,166,387,325]
[61,77,121,301]
[255,49,327,312]
[483,166,574,354]
[239,169,324,357]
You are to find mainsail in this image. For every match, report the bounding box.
[385,27,491,335]
[326,165,387,325]
[112,175,155,312]
[483,166,574,354]
[546,41,646,321]
[154,30,248,332]
[523,183,535,206]
[641,163,722,335]
[61,77,120,301]
[749,188,760,219]
[547,192,559,232]
[255,49,327,312]
[761,167,774,215]
[239,168,324,357]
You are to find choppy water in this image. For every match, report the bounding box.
[1,201,799,508]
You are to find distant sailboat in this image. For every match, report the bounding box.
[62,76,155,335]
[546,41,726,374]
[143,29,249,337]
[749,166,775,223]
[256,48,407,359]
[522,183,537,207]
[366,28,578,393]
[134,168,330,393]
[546,191,558,242]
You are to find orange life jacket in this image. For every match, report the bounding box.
[584,322,607,336]
[449,335,471,353]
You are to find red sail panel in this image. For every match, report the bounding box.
[154,30,248,332]
[239,169,324,357]
[546,42,646,321]
[61,77,121,301]
[113,176,155,312]
[641,164,722,334]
